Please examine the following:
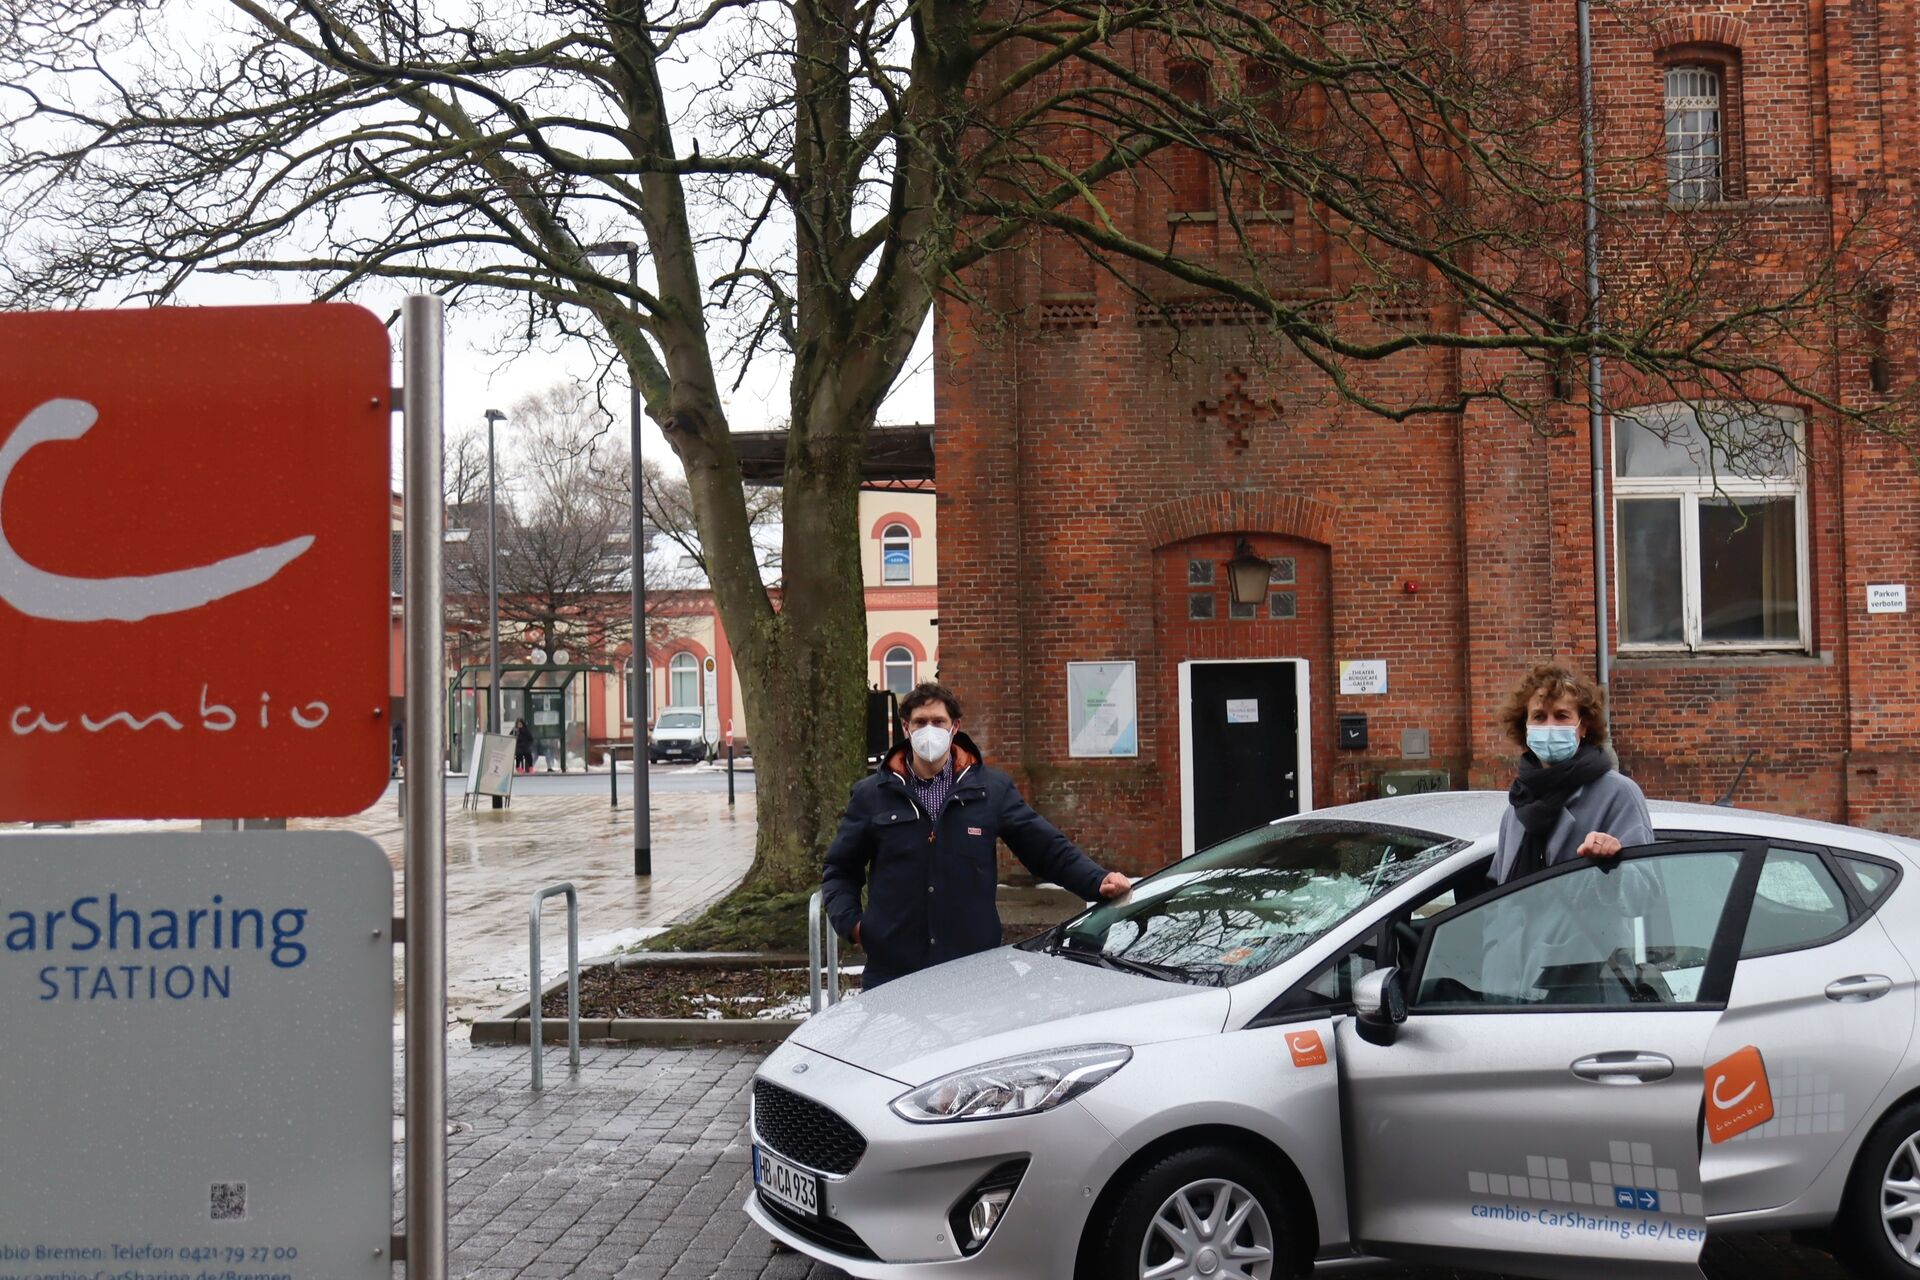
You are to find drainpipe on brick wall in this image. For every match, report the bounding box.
[1577,0,1610,690]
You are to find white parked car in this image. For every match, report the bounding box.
[647,707,708,763]
[746,792,1920,1280]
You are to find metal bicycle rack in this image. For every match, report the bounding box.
[529,882,580,1091]
[806,890,843,1014]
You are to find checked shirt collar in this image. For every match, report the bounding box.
[905,754,957,824]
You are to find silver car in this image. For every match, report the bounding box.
[744,791,1920,1279]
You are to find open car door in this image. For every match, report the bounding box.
[1338,840,1767,1280]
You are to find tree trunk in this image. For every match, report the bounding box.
[652,409,873,951]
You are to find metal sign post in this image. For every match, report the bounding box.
[401,294,448,1280]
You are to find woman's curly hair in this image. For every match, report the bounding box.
[1500,663,1609,749]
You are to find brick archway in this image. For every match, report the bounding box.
[1149,529,1336,855]
[1138,490,1340,550]
[1649,14,1747,54]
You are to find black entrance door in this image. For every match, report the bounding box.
[1187,661,1302,850]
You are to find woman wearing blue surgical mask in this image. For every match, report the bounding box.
[1490,663,1652,885]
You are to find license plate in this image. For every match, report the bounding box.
[754,1146,820,1218]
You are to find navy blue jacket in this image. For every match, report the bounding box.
[820,734,1110,987]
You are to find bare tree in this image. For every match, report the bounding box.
[445,382,704,668]
[2,0,1908,942]
[443,426,492,511]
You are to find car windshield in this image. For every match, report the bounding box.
[656,713,702,729]
[1042,819,1465,986]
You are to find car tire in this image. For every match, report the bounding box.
[1089,1144,1298,1280]
[1837,1098,1920,1278]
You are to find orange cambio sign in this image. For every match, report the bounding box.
[0,305,392,820]
[1705,1045,1776,1144]
[1286,1029,1329,1068]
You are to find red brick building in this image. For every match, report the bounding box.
[936,3,1920,873]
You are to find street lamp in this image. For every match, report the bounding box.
[484,408,507,738]
[582,239,652,876]
[1225,538,1274,608]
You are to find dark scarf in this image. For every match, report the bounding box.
[1507,742,1611,880]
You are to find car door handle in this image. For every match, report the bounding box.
[1570,1052,1675,1085]
[1826,975,1894,1003]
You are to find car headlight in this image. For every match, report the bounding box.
[889,1045,1132,1123]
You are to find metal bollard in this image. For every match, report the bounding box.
[726,741,735,806]
[806,890,843,1015]
[529,883,580,1091]
[609,745,619,809]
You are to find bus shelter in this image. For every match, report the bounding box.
[449,663,609,773]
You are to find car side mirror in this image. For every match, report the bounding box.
[1353,967,1407,1047]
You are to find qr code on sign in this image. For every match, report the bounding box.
[210,1182,247,1223]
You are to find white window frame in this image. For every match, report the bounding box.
[669,652,701,706]
[882,646,916,694]
[881,523,912,584]
[1612,404,1811,654]
[1665,64,1724,203]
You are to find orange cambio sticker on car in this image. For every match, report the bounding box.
[1706,1045,1775,1143]
[1287,1030,1329,1068]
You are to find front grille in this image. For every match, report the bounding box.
[753,1079,867,1175]
[756,1190,880,1260]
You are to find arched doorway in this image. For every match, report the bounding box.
[1153,532,1333,854]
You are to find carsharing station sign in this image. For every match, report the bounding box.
[0,833,393,1280]
[0,305,391,821]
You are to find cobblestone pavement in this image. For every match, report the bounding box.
[8,780,757,1022]
[409,1041,1852,1280]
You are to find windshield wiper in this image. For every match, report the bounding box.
[1045,942,1203,984]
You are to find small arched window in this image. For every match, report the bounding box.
[1665,65,1723,202]
[669,652,700,707]
[1167,59,1215,214]
[883,646,917,694]
[881,523,912,584]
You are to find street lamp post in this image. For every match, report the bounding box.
[484,408,506,737]
[583,240,652,876]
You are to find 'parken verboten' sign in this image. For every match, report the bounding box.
[0,305,391,819]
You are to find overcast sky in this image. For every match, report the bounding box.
[12,1,936,488]
[168,271,933,490]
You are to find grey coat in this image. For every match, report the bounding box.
[1470,768,1657,1003]
[1490,768,1654,885]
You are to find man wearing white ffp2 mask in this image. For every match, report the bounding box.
[820,682,1133,987]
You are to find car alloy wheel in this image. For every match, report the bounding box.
[1884,1132,1920,1266]
[1138,1177,1275,1280]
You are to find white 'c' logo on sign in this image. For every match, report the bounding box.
[1290,1035,1316,1053]
[1710,1074,1756,1111]
[0,399,314,622]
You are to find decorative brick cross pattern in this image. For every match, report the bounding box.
[1194,367,1280,451]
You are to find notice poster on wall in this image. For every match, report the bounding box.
[1339,659,1388,695]
[1868,584,1908,615]
[1067,662,1139,757]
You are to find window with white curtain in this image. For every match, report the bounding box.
[883,646,916,694]
[1665,65,1723,202]
[1614,403,1807,652]
[669,652,700,706]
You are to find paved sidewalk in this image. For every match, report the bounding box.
[411,1041,1850,1280]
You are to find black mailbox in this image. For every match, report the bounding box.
[1338,713,1369,750]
